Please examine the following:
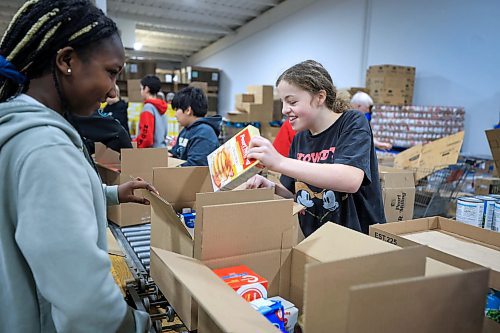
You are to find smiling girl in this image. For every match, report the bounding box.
[246,60,386,237]
[0,1,152,331]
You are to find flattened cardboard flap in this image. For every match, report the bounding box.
[94,142,121,165]
[394,144,422,169]
[303,246,427,333]
[106,228,124,256]
[150,247,280,333]
[294,223,398,262]
[345,268,489,333]
[153,166,213,210]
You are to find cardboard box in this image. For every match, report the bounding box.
[189,81,208,94]
[486,129,500,175]
[366,65,415,105]
[235,94,255,112]
[475,177,500,195]
[213,265,268,301]
[377,153,395,167]
[226,110,251,123]
[228,86,274,123]
[247,85,273,105]
[370,216,500,289]
[126,79,143,103]
[148,166,300,330]
[207,125,262,191]
[152,222,488,333]
[379,166,416,222]
[394,131,464,180]
[95,144,172,226]
[261,124,281,141]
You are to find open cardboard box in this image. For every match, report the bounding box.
[152,222,489,333]
[370,216,500,332]
[379,166,416,222]
[148,166,303,329]
[94,144,182,226]
[370,216,500,288]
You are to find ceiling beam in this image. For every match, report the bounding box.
[125,49,186,62]
[188,0,317,64]
[138,40,204,53]
[136,35,209,51]
[141,43,198,54]
[220,0,280,7]
[109,12,232,35]
[108,3,243,29]
[141,0,260,18]
[136,24,219,42]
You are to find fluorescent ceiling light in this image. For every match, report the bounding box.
[133,42,143,50]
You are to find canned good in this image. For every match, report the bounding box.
[493,201,500,232]
[456,197,485,227]
[475,195,496,230]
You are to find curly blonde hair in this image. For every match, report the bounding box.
[276,60,349,113]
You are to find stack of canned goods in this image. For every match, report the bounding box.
[456,194,500,231]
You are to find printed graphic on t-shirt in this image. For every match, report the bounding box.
[281,110,385,236]
[178,137,189,147]
[295,180,340,225]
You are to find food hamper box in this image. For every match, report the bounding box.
[147,166,303,330]
[370,216,500,332]
[152,222,488,333]
[94,144,181,226]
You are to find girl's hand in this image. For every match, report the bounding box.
[247,136,284,171]
[118,177,159,205]
[245,174,275,190]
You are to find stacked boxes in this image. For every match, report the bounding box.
[227,85,274,124]
[173,66,220,114]
[371,105,465,147]
[366,65,415,105]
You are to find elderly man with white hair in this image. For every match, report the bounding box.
[351,92,392,150]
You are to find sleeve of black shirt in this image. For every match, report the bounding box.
[334,111,373,185]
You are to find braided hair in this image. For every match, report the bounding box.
[276,60,349,114]
[0,0,119,102]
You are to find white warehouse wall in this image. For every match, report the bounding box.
[192,0,500,156]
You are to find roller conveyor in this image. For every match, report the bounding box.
[108,222,189,333]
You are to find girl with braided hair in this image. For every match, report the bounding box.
[246,60,386,237]
[0,1,152,332]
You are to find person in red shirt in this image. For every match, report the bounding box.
[272,119,296,157]
[136,75,168,148]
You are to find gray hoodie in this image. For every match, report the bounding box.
[0,95,149,332]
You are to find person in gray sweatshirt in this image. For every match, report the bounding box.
[0,1,153,332]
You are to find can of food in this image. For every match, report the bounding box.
[456,196,485,227]
[475,195,497,230]
[493,201,500,232]
[487,194,500,201]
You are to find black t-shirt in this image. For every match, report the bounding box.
[280,110,386,237]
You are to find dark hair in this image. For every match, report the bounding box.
[140,75,161,95]
[0,0,119,102]
[276,60,349,114]
[172,87,208,117]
